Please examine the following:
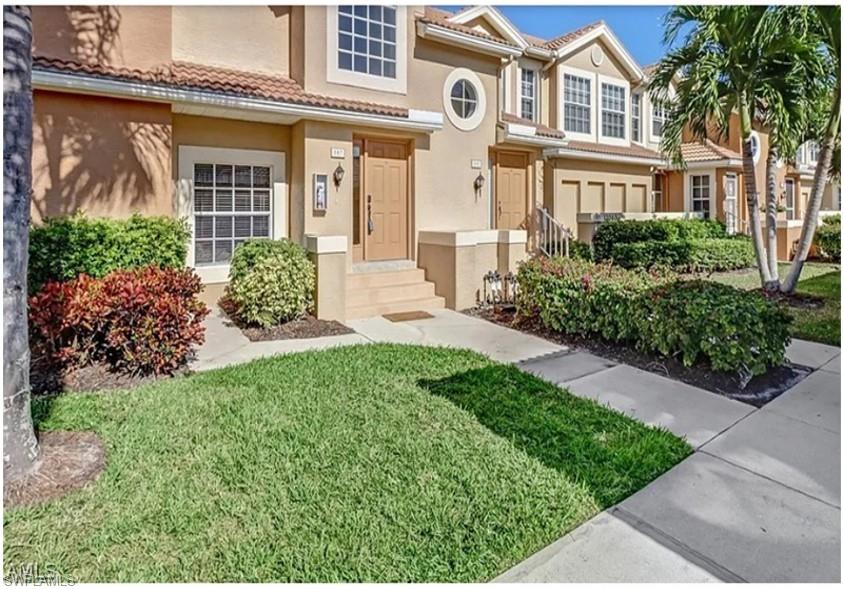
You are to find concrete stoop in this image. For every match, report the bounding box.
[345,268,445,319]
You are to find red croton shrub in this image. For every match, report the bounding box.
[29,266,210,375]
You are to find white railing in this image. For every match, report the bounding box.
[537,207,573,257]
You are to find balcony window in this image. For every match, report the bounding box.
[601,83,626,139]
[563,73,591,134]
[520,68,536,121]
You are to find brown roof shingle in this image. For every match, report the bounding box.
[542,20,604,50]
[33,56,409,118]
[680,139,742,162]
[563,140,664,161]
[416,10,519,47]
[500,112,565,139]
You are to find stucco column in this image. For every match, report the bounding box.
[497,230,529,274]
[305,234,347,321]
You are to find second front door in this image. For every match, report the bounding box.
[365,140,408,261]
[495,151,528,230]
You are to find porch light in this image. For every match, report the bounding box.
[474,172,485,193]
[333,163,345,187]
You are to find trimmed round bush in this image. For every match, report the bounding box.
[516,257,790,375]
[29,213,190,293]
[226,239,315,327]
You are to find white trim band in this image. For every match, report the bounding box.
[305,234,348,254]
[543,146,664,166]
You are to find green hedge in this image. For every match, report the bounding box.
[226,239,315,327]
[29,213,190,293]
[611,237,755,271]
[517,257,790,375]
[814,215,841,263]
[593,218,726,261]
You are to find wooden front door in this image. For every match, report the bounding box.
[495,151,529,229]
[365,140,408,260]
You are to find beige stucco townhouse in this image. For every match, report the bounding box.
[30,5,840,320]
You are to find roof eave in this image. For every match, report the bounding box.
[543,146,665,166]
[32,68,444,133]
[497,123,566,149]
[416,21,522,58]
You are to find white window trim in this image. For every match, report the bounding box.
[177,145,287,284]
[443,67,486,132]
[749,131,762,165]
[685,171,715,219]
[517,65,539,122]
[597,74,630,146]
[558,64,596,142]
[631,92,643,144]
[650,101,666,143]
[326,6,407,95]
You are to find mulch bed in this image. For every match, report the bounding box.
[219,297,355,342]
[468,305,812,408]
[30,357,186,396]
[4,431,106,508]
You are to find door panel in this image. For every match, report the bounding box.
[495,151,528,230]
[365,140,408,260]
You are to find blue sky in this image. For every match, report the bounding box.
[443,6,672,66]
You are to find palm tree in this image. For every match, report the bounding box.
[782,6,841,294]
[3,5,40,483]
[650,6,825,290]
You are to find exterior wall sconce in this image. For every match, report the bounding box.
[333,163,345,187]
[474,172,485,193]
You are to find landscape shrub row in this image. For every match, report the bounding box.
[29,213,190,293]
[814,214,841,263]
[225,239,315,327]
[29,266,209,375]
[517,257,791,375]
[592,219,753,271]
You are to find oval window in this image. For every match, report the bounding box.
[450,79,478,119]
[750,132,761,164]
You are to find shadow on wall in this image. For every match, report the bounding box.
[32,92,172,223]
[33,6,123,66]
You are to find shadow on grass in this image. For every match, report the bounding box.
[418,364,691,509]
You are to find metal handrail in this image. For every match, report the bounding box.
[537,207,573,258]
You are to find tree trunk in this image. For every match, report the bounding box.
[764,145,780,290]
[782,88,841,293]
[3,5,39,483]
[742,140,773,285]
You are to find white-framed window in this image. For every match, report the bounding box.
[652,172,664,211]
[749,131,761,164]
[691,174,711,218]
[520,67,536,121]
[192,163,272,266]
[600,82,626,139]
[652,102,666,137]
[442,67,486,131]
[327,6,406,94]
[563,73,591,134]
[337,5,397,79]
[631,93,642,143]
[178,146,287,283]
[785,178,796,220]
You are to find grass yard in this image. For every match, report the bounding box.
[708,262,840,346]
[4,344,689,582]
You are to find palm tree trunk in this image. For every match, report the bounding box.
[764,146,780,290]
[3,5,40,483]
[742,140,773,285]
[782,87,841,293]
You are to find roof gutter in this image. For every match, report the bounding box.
[416,21,522,58]
[32,69,444,133]
[543,146,665,166]
[666,158,743,170]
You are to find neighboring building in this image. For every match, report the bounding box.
[29,5,840,318]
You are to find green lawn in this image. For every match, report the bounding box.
[4,344,689,582]
[708,263,841,346]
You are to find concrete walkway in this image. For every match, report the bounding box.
[497,339,841,583]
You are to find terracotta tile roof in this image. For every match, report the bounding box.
[500,112,565,139]
[33,56,409,118]
[417,7,518,47]
[523,33,548,48]
[680,139,741,162]
[562,140,664,161]
[542,20,604,50]
[642,63,659,77]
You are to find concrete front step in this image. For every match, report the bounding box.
[347,268,427,290]
[345,295,446,320]
[347,280,436,307]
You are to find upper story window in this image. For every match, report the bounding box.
[451,79,477,119]
[631,94,641,142]
[338,5,397,79]
[563,73,591,134]
[443,68,486,132]
[799,141,820,165]
[601,83,626,139]
[652,103,666,137]
[520,68,536,121]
